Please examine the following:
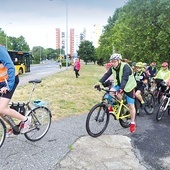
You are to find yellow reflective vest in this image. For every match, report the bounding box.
[112,62,137,92]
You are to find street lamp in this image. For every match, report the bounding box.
[5,22,12,50]
[50,0,68,69]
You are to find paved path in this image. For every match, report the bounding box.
[0,64,149,170]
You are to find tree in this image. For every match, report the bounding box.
[77,40,97,64]
[0,29,6,47]
[9,36,30,51]
[97,0,170,66]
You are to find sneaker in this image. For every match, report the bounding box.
[20,116,31,134]
[6,128,14,138]
[108,106,113,112]
[140,103,145,110]
[130,123,136,133]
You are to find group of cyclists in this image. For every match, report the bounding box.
[95,53,170,133]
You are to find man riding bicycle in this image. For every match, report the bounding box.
[95,53,137,133]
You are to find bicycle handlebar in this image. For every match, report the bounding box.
[94,85,116,94]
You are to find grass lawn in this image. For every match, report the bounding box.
[12,64,106,120]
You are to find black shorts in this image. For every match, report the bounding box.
[135,82,145,93]
[0,75,19,99]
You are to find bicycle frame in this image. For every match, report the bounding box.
[104,92,130,120]
[161,96,170,112]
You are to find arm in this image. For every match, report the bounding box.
[99,68,112,85]
[0,46,15,91]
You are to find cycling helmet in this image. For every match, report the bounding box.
[162,62,168,67]
[136,62,144,68]
[110,53,122,61]
[151,62,156,65]
[106,62,112,68]
[132,62,136,66]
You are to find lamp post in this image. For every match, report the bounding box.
[50,0,68,69]
[5,22,12,50]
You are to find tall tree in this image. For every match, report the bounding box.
[78,40,97,64]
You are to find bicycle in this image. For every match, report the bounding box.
[0,79,52,148]
[152,78,167,104]
[156,92,170,121]
[86,86,131,137]
[135,85,155,115]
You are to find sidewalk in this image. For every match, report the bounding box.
[56,135,147,170]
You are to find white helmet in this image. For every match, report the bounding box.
[110,53,122,61]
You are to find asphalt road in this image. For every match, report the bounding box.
[0,63,170,169]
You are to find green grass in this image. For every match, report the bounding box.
[12,64,106,120]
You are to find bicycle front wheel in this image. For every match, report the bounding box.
[0,119,6,148]
[156,99,167,121]
[24,106,52,141]
[143,92,155,115]
[86,103,109,137]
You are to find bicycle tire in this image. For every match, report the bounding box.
[143,92,155,115]
[119,104,131,128]
[156,99,167,121]
[86,103,109,137]
[24,106,52,142]
[0,119,6,148]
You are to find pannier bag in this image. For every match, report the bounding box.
[9,102,26,116]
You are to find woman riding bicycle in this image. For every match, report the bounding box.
[0,45,31,134]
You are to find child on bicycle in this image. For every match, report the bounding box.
[0,45,31,134]
[134,62,149,110]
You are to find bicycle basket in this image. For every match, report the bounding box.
[33,100,48,107]
[10,102,26,116]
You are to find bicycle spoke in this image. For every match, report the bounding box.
[86,103,109,137]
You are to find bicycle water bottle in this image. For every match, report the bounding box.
[4,115,20,133]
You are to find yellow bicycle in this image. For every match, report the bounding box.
[86,86,131,137]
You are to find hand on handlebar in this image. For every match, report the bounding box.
[0,87,9,94]
[94,84,101,91]
[116,89,123,100]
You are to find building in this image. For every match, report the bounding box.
[55,28,61,50]
[55,26,102,56]
[69,28,74,56]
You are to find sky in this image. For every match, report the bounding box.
[0,0,128,49]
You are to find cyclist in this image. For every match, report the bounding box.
[154,62,170,93]
[0,45,31,133]
[134,62,148,110]
[95,53,137,133]
[131,62,137,73]
[147,62,157,77]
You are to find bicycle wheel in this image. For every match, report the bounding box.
[143,92,155,115]
[24,106,52,141]
[86,103,109,137]
[156,98,167,121]
[0,119,6,148]
[119,104,131,128]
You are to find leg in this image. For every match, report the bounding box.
[126,90,136,133]
[75,69,79,78]
[128,103,136,122]
[0,97,26,121]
